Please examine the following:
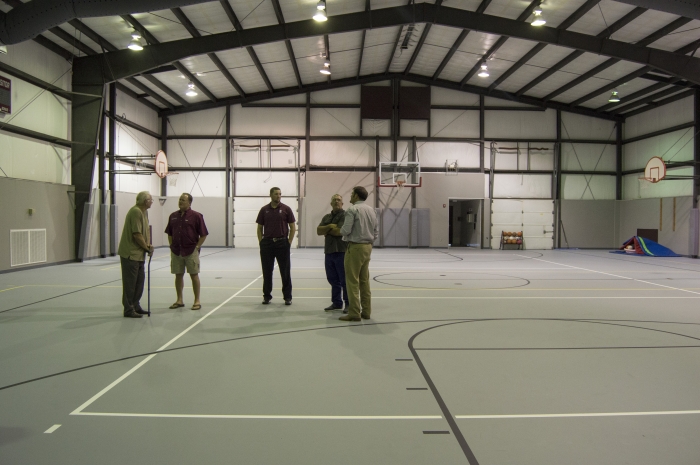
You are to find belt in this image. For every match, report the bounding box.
[269,236,287,242]
[349,241,371,245]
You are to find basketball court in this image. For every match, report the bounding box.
[2,247,700,464]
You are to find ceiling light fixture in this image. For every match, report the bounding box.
[531,5,546,26]
[317,0,326,10]
[608,90,621,103]
[478,64,489,78]
[186,82,198,97]
[313,8,327,21]
[128,30,143,50]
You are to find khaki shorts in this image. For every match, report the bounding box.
[171,250,200,275]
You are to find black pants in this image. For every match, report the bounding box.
[260,238,292,301]
[121,256,145,315]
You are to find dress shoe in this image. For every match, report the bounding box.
[123,311,143,318]
[361,313,371,320]
[262,298,271,305]
[135,308,148,315]
[284,299,292,306]
[339,315,361,322]
[324,304,342,311]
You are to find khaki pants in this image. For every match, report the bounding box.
[344,242,372,318]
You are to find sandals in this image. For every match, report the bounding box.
[191,304,202,311]
[169,303,185,309]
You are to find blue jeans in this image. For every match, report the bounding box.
[325,252,348,307]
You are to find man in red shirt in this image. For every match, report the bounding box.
[256,187,296,305]
[165,193,209,310]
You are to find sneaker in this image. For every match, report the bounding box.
[284,299,292,306]
[135,308,148,315]
[324,304,342,311]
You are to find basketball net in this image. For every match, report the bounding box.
[167,172,179,187]
[396,180,406,191]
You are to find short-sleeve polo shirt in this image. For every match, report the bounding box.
[256,202,296,238]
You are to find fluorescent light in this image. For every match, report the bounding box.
[128,38,143,51]
[313,9,327,21]
[317,0,326,10]
[608,90,621,103]
[478,64,489,78]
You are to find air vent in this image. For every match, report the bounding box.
[10,229,46,267]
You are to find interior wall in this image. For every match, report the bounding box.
[616,197,693,255]
[0,40,72,184]
[0,177,75,271]
[560,200,616,248]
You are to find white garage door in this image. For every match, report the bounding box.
[491,199,554,250]
[233,197,299,248]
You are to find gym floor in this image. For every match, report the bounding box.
[1,247,700,464]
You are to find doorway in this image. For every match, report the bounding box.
[449,199,482,248]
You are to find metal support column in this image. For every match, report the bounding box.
[692,91,700,257]
[305,93,311,172]
[479,95,485,172]
[411,136,417,209]
[98,103,107,258]
[161,116,168,197]
[108,83,116,256]
[225,105,231,247]
[375,136,380,210]
[554,110,562,248]
[392,78,399,161]
[616,121,623,201]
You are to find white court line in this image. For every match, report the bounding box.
[71,274,263,415]
[234,296,700,299]
[516,255,700,296]
[456,410,700,419]
[71,412,442,420]
[44,424,61,433]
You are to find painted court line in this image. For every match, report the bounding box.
[71,274,263,415]
[71,412,442,420]
[456,410,700,419]
[235,296,700,299]
[517,255,700,296]
[44,424,61,433]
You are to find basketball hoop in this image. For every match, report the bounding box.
[167,172,179,187]
[396,180,406,191]
[154,150,169,179]
[642,156,666,183]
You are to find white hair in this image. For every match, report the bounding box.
[136,191,151,205]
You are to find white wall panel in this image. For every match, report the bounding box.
[493,174,552,198]
[417,141,480,168]
[115,122,158,158]
[361,119,391,137]
[430,110,479,138]
[168,139,227,168]
[310,141,375,166]
[231,105,305,136]
[562,175,616,200]
[311,86,360,104]
[489,144,554,171]
[234,171,298,197]
[485,109,557,139]
[171,171,226,198]
[116,90,159,135]
[432,87,481,106]
[400,120,428,137]
[624,97,694,140]
[170,107,226,136]
[562,144,616,171]
[623,130,694,171]
[561,113,617,140]
[310,108,360,136]
[0,135,70,184]
[622,169,693,199]
[233,139,302,169]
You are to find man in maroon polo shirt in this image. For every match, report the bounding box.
[165,193,209,310]
[256,187,296,305]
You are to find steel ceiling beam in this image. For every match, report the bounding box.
[404,0,441,75]
[115,82,162,113]
[122,14,217,103]
[270,0,303,88]
[219,0,274,93]
[2,0,76,61]
[488,0,604,92]
[460,0,541,86]
[356,0,371,79]
[324,34,331,83]
[432,0,491,81]
[570,38,700,108]
[544,16,692,102]
[125,77,174,110]
[74,4,700,87]
[622,89,695,118]
[611,86,685,114]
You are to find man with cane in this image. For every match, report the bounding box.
[118,191,154,318]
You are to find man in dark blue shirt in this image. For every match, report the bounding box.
[317,194,348,313]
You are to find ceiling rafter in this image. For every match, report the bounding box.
[74,4,700,87]
[269,0,303,88]
[544,16,692,102]
[515,7,647,97]
[356,0,371,79]
[622,89,695,118]
[611,86,685,114]
[170,7,246,97]
[488,0,603,92]
[122,14,213,105]
[460,0,543,86]
[432,0,492,81]
[404,0,442,75]
[1,0,75,60]
[218,0,274,93]
[324,34,331,83]
[571,37,700,108]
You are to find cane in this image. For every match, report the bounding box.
[147,225,152,317]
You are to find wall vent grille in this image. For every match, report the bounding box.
[10,229,47,267]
